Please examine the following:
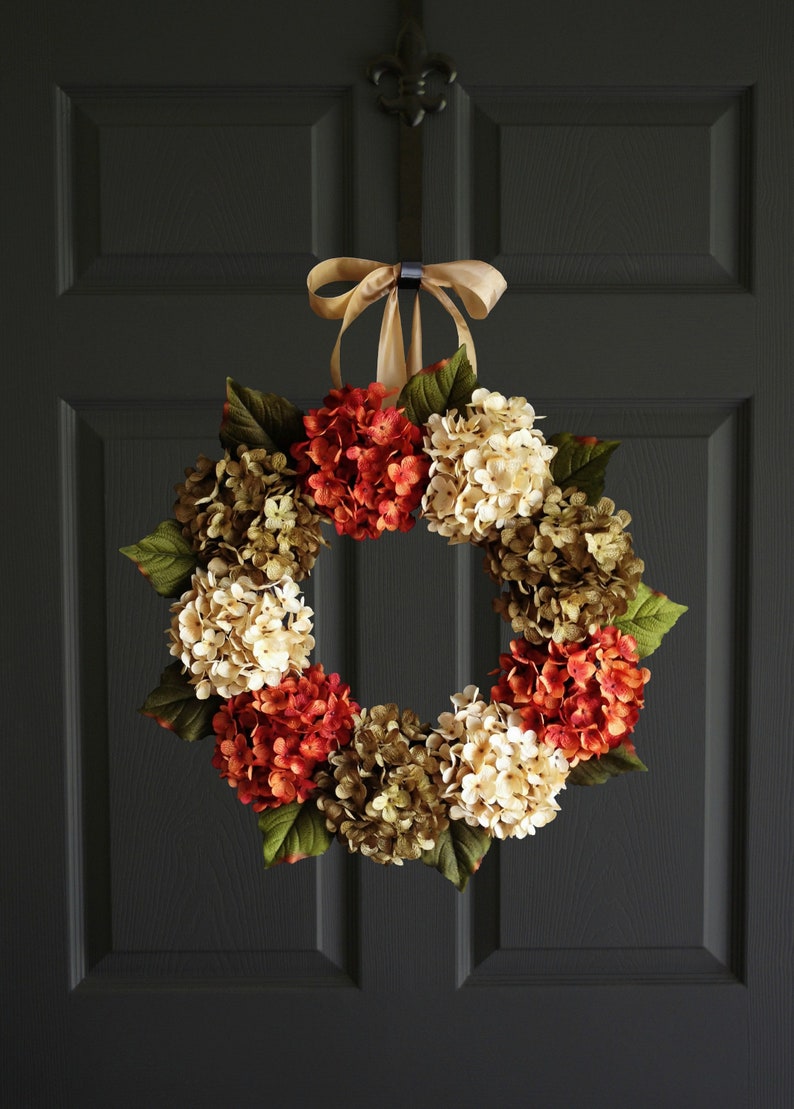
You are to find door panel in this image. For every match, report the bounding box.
[57,87,353,292]
[467,87,750,290]
[4,1,792,1106]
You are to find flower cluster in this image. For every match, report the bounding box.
[315,704,448,864]
[174,446,324,584]
[168,558,315,699]
[291,382,430,540]
[428,687,570,839]
[211,665,359,811]
[126,345,685,887]
[492,628,651,764]
[422,388,556,543]
[484,486,644,644]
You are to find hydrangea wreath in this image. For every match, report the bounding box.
[122,345,686,890]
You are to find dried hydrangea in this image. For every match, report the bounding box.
[174,446,324,583]
[492,630,651,764]
[421,387,556,544]
[314,704,448,865]
[486,486,644,644]
[211,665,359,811]
[427,686,569,839]
[168,557,314,699]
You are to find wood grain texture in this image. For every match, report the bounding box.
[456,403,746,985]
[355,520,457,724]
[7,0,793,1105]
[57,88,352,292]
[468,88,750,289]
[748,1,794,1103]
[64,402,358,986]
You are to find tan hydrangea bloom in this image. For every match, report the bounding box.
[168,558,314,699]
[174,446,325,583]
[421,387,556,544]
[485,486,644,644]
[427,686,569,839]
[315,704,449,865]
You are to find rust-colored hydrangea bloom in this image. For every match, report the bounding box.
[491,629,650,764]
[211,664,359,812]
[290,382,430,540]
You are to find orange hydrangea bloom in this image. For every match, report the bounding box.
[211,664,359,811]
[290,382,430,540]
[491,628,650,763]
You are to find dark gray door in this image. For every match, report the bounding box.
[4,1,792,1106]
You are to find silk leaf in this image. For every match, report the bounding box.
[258,799,333,867]
[421,820,492,892]
[120,519,196,597]
[567,743,648,786]
[397,345,477,426]
[548,432,620,504]
[613,581,688,658]
[220,377,305,453]
[139,662,219,742]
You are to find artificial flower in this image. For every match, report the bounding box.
[491,628,651,763]
[174,445,324,583]
[421,387,556,543]
[168,558,314,699]
[210,664,359,811]
[290,382,430,540]
[485,486,643,643]
[314,703,448,864]
[122,287,690,891]
[427,686,569,838]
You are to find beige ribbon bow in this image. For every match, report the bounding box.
[306,258,507,393]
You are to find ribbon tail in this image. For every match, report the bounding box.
[422,282,478,376]
[405,293,423,379]
[329,296,363,389]
[376,287,407,395]
[329,334,344,390]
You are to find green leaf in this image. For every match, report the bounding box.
[258,799,332,867]
[421,820,492,892]
[397,345,477,426]
[548,432,620,504]
[120,519,197,597]
[567,743,648,786]
[220,378,305,454]
[613,581,688,658]
[139,662,220,742]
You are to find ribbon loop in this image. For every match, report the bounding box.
[306,257,506,394]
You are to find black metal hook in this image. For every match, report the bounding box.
[367,14,457,128]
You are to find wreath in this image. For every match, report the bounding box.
[121,259,686,890]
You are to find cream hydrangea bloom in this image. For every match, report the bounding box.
[427,685,569,839]
[168,557,314,699]
[421,388,556,543]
